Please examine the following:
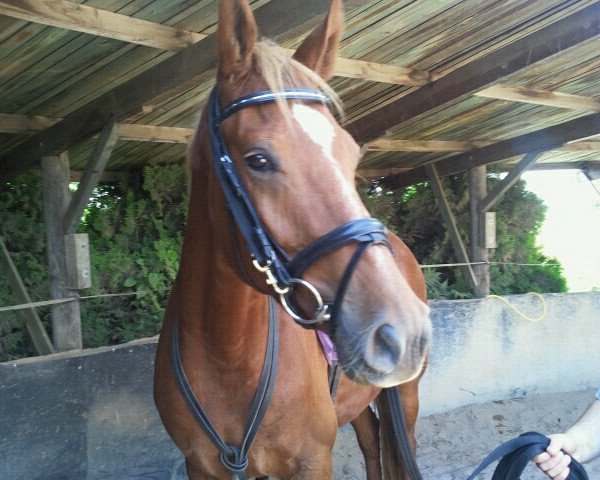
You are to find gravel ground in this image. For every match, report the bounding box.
[332,389,600,479]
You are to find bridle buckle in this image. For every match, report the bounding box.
[252,259,290,295]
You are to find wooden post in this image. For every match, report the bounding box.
[425,164,479,291]
[0,236,55,355]
[42,154,82,351]
[469,166,490,298]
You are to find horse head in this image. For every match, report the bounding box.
[191,0,432,388]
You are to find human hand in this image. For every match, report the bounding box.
[532,433,580,480]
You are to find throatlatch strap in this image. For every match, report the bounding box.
[466,431,589,480]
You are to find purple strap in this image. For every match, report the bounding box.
[316,330,338,366]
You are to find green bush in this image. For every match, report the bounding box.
[0,165,187,360]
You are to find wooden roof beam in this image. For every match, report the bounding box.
[0,0,206,50]
[475,85,600,111]
[0,0,342,180]
[0,0,430,86]
[64,117,119,234]
[478,152,541,213]
[363,138,600,153]
[380,111,600,190]
[0,113,195,143]
[345,1,600,144]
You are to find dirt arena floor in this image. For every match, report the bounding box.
[332,389,600,480]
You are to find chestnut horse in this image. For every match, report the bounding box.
[154,1,431,479]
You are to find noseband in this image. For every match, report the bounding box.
[208,87,391,330]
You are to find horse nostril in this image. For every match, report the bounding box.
[375,323,402,364]
[365,323,402,375]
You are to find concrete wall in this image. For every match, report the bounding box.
[420,292,600,415]
[1,292,598,478]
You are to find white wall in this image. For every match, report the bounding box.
[420,292,600,415]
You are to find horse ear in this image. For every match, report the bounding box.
[218,0,258,81]
[292,0,343,81]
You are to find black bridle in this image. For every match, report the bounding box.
[207,86,392,330]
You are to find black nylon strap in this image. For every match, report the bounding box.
[286,218,391,279]
[171,297,279,479]
[466,431,589,480]
[385,387,423,480]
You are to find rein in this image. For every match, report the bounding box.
[467,432,589,480]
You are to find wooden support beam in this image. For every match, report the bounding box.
[479,152,541,213]
[41,153,82,351]
[425,163,478,290]
[331,55,432,86]
[475,85,600,111]
[345,2,600,144]
[561,141,600,152]
[469,166,490,298]
[365,139,493,152]
[0,113,195,143]
[0,0,336,179]
[0,0,206,50]
[0,1,430,86]
[117,124,193,144]
[0,236,55,355]
[64,117,119,234]
[382,111,600,190]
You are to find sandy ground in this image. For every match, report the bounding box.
[332,389,600,479]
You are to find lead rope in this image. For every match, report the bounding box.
[466,431,589,480]
[171,296,279,479]
[385,387,423,480]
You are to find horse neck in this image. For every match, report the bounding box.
[176,130,269,368]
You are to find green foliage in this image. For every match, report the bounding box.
[0,172,50,360]
[0,165,187,360]
[361,174,567,299]
[79,164,187,348]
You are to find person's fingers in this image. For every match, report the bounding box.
[533,451,550,463]
[545,453,571,479]
[538,450,565,472]
[553,466,570,480]
[547,435,567,455]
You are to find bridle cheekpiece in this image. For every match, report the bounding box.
[208,87,392,330]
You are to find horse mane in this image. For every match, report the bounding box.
[253,40,343,117]
[185,39,342,184]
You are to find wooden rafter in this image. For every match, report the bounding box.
[475,85,600,111]
[0,0,339,179]
[345,1,600,144]
[381,111,600,190]
[0,113,195,143]
[0,0,206,50]
[64,117,119,234]
[0,0,430,86]
[365,139,493,152]
[478,152,541,213]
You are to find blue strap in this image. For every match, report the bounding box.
[466,432,589,480]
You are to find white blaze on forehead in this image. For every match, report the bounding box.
[291,104,336,162]
[291,104,360,205]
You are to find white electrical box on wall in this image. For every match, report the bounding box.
[64,233,92,290]
[482,211,497,249]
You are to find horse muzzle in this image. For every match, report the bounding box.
[334,305,432,388]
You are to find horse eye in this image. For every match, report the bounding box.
[244,152,276,172]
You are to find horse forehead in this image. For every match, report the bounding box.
[291,103,337,162]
